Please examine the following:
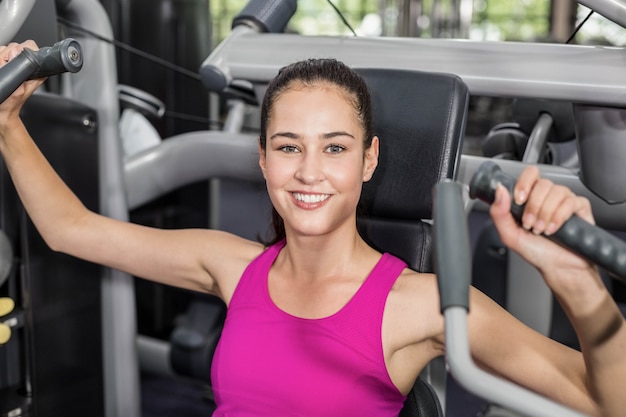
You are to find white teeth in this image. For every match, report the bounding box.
[293,193,330,203]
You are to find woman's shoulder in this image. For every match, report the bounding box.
[389,268,444,333]
[197,230,267,302]
[391,268,439,303]
[195,229,267,263]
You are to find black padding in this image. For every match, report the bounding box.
[358,68,469,221]
[398,377,444,417]
[358,217,433,273]
[356,68,469,274]
[482,122,528,160]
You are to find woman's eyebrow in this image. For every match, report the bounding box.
[269,131,356,140]
[323,131,356,140]
[269,131,300,140]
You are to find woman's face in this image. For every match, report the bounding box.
[259,84,378,239]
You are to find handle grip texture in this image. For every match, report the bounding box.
[232,0,297,33]
[0,38,82,104]
[28,38,83,79]
[469,160,626,281]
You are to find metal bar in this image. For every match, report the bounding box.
[202,32,626,106]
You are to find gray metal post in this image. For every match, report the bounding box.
[0,0,36,44]
[55,1,140,417]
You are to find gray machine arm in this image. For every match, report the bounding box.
[55,1,141,416]
[433,180,589,417]
[579,0,626,29]
[124,132,262,211]
[199,0,296,94]
[199,32,626,107]
[0,0,36,44]
[199,0,626,107]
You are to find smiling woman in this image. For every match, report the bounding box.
[260,84,378,242]
[258,58,377,246]
[1,41,626,416]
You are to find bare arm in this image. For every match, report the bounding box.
[482,166,626,416]
[468,286,598,415]
[0,41,262,301]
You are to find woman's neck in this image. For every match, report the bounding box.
[276,229,378,282]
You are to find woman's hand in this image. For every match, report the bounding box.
[488,165,598,291]
[0,40,46,127]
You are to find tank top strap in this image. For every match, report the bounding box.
[230,240,285,307]
[368,253,408,293]
[343,253,408,318]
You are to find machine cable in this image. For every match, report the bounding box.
[566,9,595,44]
[325,0,358,36]
[56,17,236,130]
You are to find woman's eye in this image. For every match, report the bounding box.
[326,144,346,154]
[279,145,299,153]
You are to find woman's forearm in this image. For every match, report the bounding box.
[548,268,626,417]
[0,116,90,251]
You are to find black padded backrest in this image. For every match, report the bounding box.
[356,68,469,272]
[398,377,444,417]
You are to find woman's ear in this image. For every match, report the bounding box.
[363,136,379,182]
[258,141,267,180]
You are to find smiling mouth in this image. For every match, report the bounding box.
[292,192,330,204]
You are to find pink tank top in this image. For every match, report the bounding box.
[211,240,408,416]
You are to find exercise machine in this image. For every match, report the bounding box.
[3,0,626,416]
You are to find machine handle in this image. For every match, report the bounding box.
[0,38,83,104]
[469,160,626,281]
[434,169,590,417]
[433,180,472,312]
[232,0,297,33]
[199,0,296,94]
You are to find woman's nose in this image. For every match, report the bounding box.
[295,152,324,184]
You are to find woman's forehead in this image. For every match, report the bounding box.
[273,83,358,114]
[271,87,359,124]
[285,80,354,98]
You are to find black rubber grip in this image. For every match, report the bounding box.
[232,0,297,33]
[469,160,626,281]
[0,38,82,104]
[28,38,83,79]
[434,180,472,312]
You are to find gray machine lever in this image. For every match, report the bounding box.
[0,38,83,104]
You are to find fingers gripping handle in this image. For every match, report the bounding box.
[0,38,83,104]
[469,161,626,281]
[433,180,472,312]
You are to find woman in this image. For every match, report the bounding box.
[1,41,625,417]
